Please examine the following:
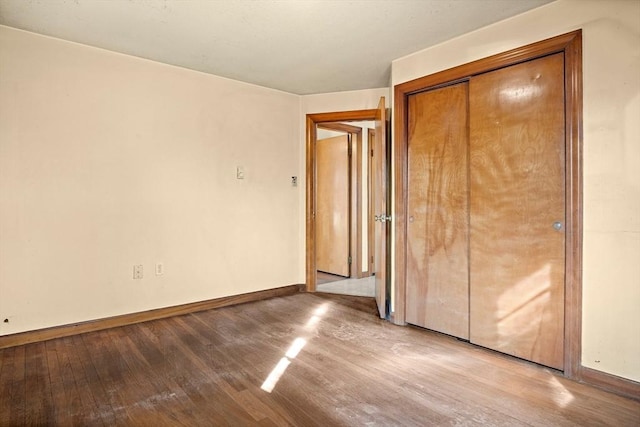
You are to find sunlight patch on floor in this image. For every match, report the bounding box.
[305,303,329,330]
[548,375,575,408]
[260,357,291,393]
[261,303,329,393]
[285,337,307,359]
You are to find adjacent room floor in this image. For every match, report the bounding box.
[0,292,638,426]
[316,274,375,297]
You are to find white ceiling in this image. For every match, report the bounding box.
[0,0,553,95]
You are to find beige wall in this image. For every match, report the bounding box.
[391,0,640,382]
[0,26,301,335]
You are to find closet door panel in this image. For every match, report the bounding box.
[469,53,565,369]
[406,83,469,339]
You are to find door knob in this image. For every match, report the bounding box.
[553,221,563,231]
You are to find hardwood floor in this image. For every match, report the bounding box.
[1,293,638,426]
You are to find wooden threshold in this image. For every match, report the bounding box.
[0,284,302,350]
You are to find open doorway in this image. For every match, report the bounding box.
[315,121,375,296]
[306,98,389,317]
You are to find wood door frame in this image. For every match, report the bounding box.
[317,122,363,279]
[393,31,583,379]
[306,109,377,292]
[367,128,376,277]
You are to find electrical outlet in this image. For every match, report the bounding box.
[155,263,163,276]
[291,176,298,187]
[236,166,245,179]
[133,265,143,279]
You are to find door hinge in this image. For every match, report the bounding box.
[348,256,352,264]
[371,148,374,157]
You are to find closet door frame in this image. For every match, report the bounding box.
[393,31,583,379]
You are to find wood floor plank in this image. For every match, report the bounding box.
[184,311,325,426]
[0,293,638,426]
[0,346,17,426]
[128,323,212,425]
[135,318,247,425]
[105,327,194,426]
[69,333,117,425]
[6,344,26,425]
[45,338,79,424]
[24,342,54,424]
[80,331,136,424]
[43,340,63,422]
[154,317,261,425]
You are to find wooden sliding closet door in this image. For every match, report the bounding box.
[406,83,470,339]
[469,53,566,370]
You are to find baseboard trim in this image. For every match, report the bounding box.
[579,365,640,401]
[0,284,301,350]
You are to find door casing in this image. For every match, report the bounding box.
[306,110,378,292]
[317,122,367,279]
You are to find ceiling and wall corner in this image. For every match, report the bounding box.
[0,0,552,95]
